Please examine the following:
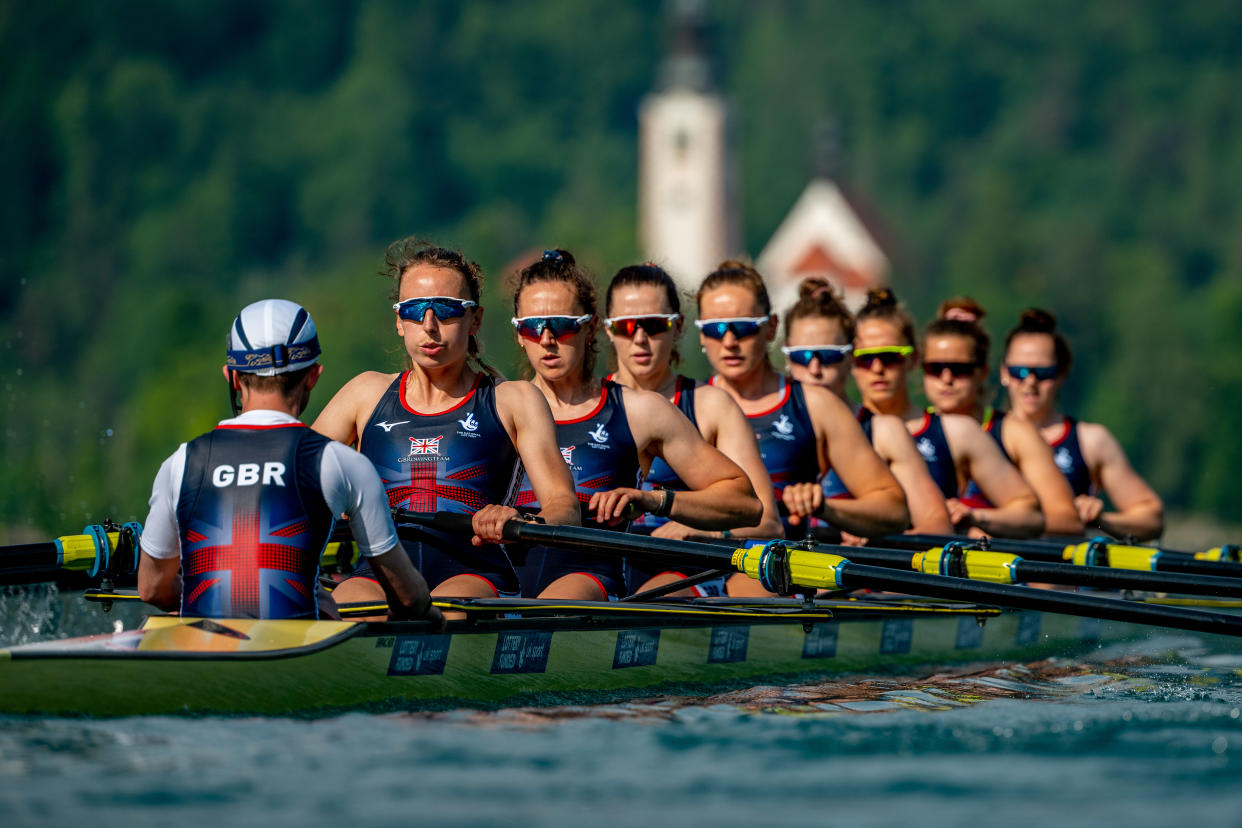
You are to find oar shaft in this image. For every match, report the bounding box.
[882,534,1242,578]
[833,562,1242,638]
[0,542,62,575]
[818,544,1242,598]
[398,511,1242,638]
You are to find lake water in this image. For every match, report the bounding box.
[3,584,1242,827]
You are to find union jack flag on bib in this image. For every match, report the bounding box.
[409,435,442,456]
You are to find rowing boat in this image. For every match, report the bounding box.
[0,595,1142,717]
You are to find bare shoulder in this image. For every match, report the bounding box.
[337,370,399,401]
[800,383,854,421]
[938,411,986,440]
[868,412,907,441]
[494,377,548,410]
[315,371,397,419]
[692,382,744,423]
[1075,420,1123,457]
[998,414,1041,447]
[621,385,678,417]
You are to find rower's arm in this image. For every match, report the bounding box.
[368,545,441,626]
[946,415,1044,538]
[137,552,181,611]
[1005,418,1085,537]
[1080,422,1164,541]
[695,386,783,538]
[625,389,762,530]
[495,380,581,527]
[871,414,953,535]
[806,386,909,537]
[137,448,185,611]
[311,371,392,447]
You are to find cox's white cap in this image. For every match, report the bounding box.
[225,299,321,376]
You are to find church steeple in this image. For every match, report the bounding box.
[638,0,738,290]
[658,0,713,93]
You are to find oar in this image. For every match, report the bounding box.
[0,524,357,586]
[778,540,1242,599]
[881,533,1242,579]
[395,510,1242,638]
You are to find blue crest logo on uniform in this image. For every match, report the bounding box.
[1054,447,1073,473]
[773,415,794,436]
[917,437,937,461]
[588,423,610,446]
[458,412,479,432]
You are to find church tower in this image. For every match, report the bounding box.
[638,0,737,290]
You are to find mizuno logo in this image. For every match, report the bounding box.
[458,412,479,432]
[588,423,610,445]
[375,420,410,432]
[773,415,794,435]
[408,435,443,456]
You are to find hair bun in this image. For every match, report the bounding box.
[797,277,836,301]
[862,286,898,311]
[1018,308,1057,333]
[937,295,986,323]
[542,249,575,265]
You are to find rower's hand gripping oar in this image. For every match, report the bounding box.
[395,510,1242,639]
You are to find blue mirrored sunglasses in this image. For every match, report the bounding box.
[780,344,853,366]
[1005,364,1058,382]
[694,316,769,340]
[511,314,594,341]
[393,296,478,322]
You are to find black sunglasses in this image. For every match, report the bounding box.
[923,361,979,378]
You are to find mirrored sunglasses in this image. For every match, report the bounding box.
[604,313,681,337]
[923,361,979,378]
[694,316,769,340]
[393,296,478,322]
[780,344,853,366]
[511,314,594,341]
[1005,364,1058,382]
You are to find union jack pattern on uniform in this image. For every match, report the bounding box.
[176,424,334,619]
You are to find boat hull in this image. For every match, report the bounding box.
[0,603,1130,717]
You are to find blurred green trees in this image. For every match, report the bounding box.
[2,0,1240,534]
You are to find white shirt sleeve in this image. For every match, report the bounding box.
[318,442,401,557]
[139,444,188,560]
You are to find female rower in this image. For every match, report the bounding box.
[313,239,580,610]
[603,262,783,596]
[921,307,1085,536]
[852,287,1043,538]
[696,261,908,593]
[782,279,953,536]
[1000,309,1164,541]
[511,250,762,600]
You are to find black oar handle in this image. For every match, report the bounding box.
[395,510,736,567]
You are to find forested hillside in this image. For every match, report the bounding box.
[3,0,1241,534]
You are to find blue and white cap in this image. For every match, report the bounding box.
[225,299,321,376]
